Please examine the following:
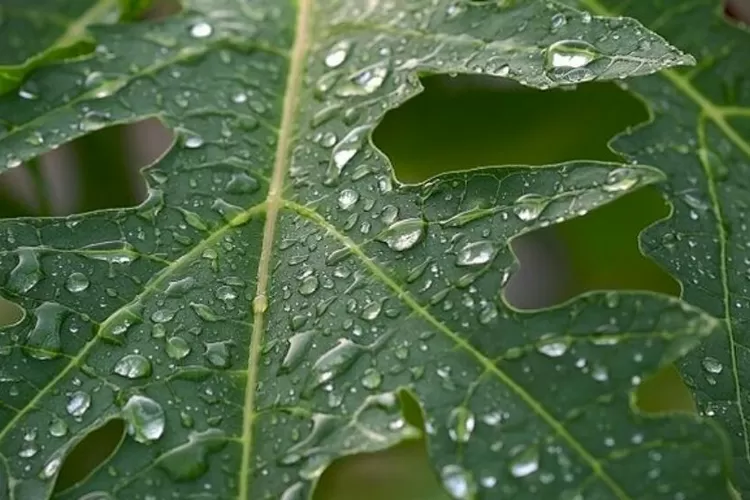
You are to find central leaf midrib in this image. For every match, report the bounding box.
[237,0,313,497]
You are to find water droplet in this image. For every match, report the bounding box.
[165,277,195,297]
[151,308,177,323]
[513,193,548,221]
[456,240,496,266]
[8,248,42,294]
[183,135,204,149]
[66,391,91,417]
[18,81,40,100]
[441,464,477,500]
[325,40,352,68]
[336,62,389,97]
[25,302,66,360]
[49,416,68,437]
[65,272,90,293]
[510,445,539,477]
[325,125,371,183]
[226,172,259,194]
[603,167,640,192]
[122,395,165,443]
[550,12,567,29]
[167,336,191,360]
[361,367,382,389]
[204,341,232,368]
[545,40,599,69]
[158,428,227,481]
[79,110,112,132]
[189,22,213,38]
[536,337,570,357]
[702,356,723,374]
[337,189,359,210]
[447,407,475,443]
[113,354,152,379]
[299,275,319,296]
[377,218,426,251]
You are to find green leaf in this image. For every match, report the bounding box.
[565,0,750,494]
[0,0,121,96]
[0,1,735,499]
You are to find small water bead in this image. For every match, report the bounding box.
[702,356,723,374]
[536,337,570,357]
[113,354,152,379]
[509,445,540,477]
[66,391,91,417]
[447,406,475,443]
[456,240,496,267]
[122,395,165,444]
[550,12,567,29]
[441,464,477,500]
[167,336,191,359]
[165,277,195,297]
[603,167,640,193]
[545,40,600,69]
[324,40,352,68]
[377,218,426,251]
[320,131,338,148]
[326,125,371,183]
[189,22,213,38]
[226,172,259,194]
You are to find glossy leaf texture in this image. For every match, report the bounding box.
[0,1,735,499]
[0,0,129,95]
[564,0,750,494]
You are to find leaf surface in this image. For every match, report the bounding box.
[0,0,123,95]
[567,0,750,493]
[0,1,735,499]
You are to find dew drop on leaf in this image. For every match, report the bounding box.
[513,193,548,222]
[8,248,42,294]
[536,337,570,357]
[189,22,213,38]
[25,302,66,360]
[122,395,165,444]
[376,218,426,251]
[113,354,152,379]
[360,367,382,389]
[324,40,352,68]
[456,240,496,266]
[66,391,91,417]
[603,167,640,193]
[509,445,540,477]
[48,416,68,437]
[280,330,315,374]
[166,336,191,360]
[441,464,477,500]
[702,356,723,374]
[545,40,600,69]
[204,341,232,368]
[65,272,90,293]
[447,406,475,443]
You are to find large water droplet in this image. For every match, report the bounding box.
[65,272,90,293]
[280,330,315,374]
[456,240,496,266]
[447,406,475,443]
[189,22,213,38]
[377,218,426,251]
[66,391,91,417]
[325,125,371,183]
[336,62,389,97]
[8,248,42,294]
[510,445,540,477]
[167,336,191,360]
[25,302,66,360]
[513,193,548,222]
[702,356,723,374]
[441,464,477,500]
[122,395,165,443]
[361,367,382,389]
[113,354,152,379]
[204,341,232,368]
[603,167,640,193]
[157,428,227,481]
[545,40,599,69]
[49,416,68,437]
[536,337,570,357]
[337,189,360,210]
[165,277,196,297]
[325,40,352,68]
